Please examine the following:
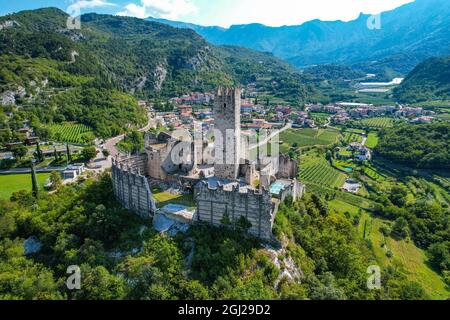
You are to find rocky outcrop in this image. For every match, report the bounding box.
[151,63,168,91]
[186,47,212,71]
[0,20,20,31]
[0,91,16,106]
[264,237,304,288]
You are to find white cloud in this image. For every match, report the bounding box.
[68,0,116,12]
[117,0,198,20]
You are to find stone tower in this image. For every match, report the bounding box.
[214,87,241,180]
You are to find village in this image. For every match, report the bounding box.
[0,85,442,197]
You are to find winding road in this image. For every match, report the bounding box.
[93,112,156,171]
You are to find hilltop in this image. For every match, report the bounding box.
[394,56,450,103]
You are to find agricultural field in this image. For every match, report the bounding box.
[358,117,394,128]
[48,122,94,144]
[280,128,340,150]
[300,160,347,188]
[436,113,450,121]
[309,113,330,126]
[343,132,363,143]
[358,213,449,300]
[0,173,51,200]
[363,166,385,181]
[365,133,379,148]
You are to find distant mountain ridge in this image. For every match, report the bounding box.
[147,0,450,74]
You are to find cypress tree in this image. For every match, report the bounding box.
[35,142,43,162]
[31,163,39,198]
[54,148,58,162]
[66,143,72,163]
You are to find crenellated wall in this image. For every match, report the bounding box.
[195,181,275,240]
[112,156,156,219]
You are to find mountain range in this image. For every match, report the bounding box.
[147,0,450,74]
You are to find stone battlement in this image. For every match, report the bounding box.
[195,179,275,240]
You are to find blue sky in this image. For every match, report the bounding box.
[0,0,414,27]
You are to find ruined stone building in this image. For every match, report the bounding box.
[111,87,305,240]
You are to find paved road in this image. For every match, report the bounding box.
[0,166,67,174]
[92,113,156,172]
[361,136,368,147]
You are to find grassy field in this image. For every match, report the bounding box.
[365,133,379,148]
[0,173,51,200]
[151,187,195,208]
[359,117,394,128]
[329,199,361,216]
[48,122,94,144]
[280,128,340,151]
[358,213,449,300]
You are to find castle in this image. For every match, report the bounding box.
[112,87,304,240]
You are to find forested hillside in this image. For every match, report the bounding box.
[0,8,318,139]
[375,123,450,169]
[0,174,433,300]
[394,56,450,103]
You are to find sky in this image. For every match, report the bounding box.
[0,0,415,28]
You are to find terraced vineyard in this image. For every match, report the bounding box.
[48,123,94,144]
[344,132,363,143]
[300,160,347,188]
[359,117,394,128]
[364,166,385,181]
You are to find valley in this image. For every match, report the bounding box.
[0,3,449,302]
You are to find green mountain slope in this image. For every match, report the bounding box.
[394,56,450,103]
[0,8,317,139]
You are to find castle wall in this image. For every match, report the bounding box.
[112,157,156,219]
[195,182,274,240]
[278,155,299,180]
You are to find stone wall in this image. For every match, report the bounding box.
[112,156,156,219]
[277,155,299,180]
[195,181,275,240]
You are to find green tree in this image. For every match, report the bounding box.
[392,217,409,239]
[82,146,97,161]
[427,242,450,272]
[35,142,44,163]
[50,171,62,190]
[31,163,39,198]
[66,144,72,163]
[12,145,27,160]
